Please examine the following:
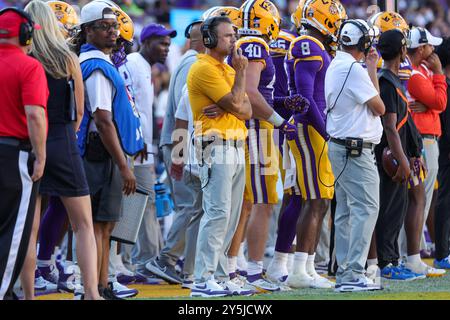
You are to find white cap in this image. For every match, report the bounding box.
[339,19,379,46]
[408,27,442,49]
[80,1,117,25]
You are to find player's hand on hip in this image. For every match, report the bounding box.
[203,104,225,118]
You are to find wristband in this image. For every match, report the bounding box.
[267,111,285,127]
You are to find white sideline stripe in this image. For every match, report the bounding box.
[0,151,32,300]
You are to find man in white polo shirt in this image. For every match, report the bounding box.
[324,19,385,292]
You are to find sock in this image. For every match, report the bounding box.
[37,197,68,261]
[237,243,248,271]
[306,253,317,276]
[293,252,308,275]
[275,195,302,252]
[367,258,378,267]
[227,256,237,275]
[247,260,263,276]
[287,253,294,274]
[268,251,288,277]
[407,254,421,265]
[37,259,52,268]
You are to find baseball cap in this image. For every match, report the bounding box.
[408,27,442,49]
[140,23,177,43]
[378,29,406,60]
[0,9,41,39]
[339,19,379,46]
[80,1,117,25]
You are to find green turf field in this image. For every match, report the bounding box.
[36,259,450,300]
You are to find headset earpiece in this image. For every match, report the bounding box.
[201,17,219,49]
[0,7,35,46]
[338,19,372,55]
[184,19,203,39]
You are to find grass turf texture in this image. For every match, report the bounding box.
[35,259,450,300]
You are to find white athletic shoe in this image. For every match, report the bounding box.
[287,272,314,289]
[190,279,231,298]
[308,273,334,289]
[35,275,58,292]
[405,261,446,278]
[246,274,281,292]
[220,277,255,296]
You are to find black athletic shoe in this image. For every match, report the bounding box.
[98,285,124,300]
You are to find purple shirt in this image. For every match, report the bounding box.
[289,35,331,138]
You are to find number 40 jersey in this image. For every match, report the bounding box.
[235,36,276,107]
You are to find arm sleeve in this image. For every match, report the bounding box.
[379,79,398,115]
[348,65,379,105]
[85,70,113,113]
[21,61,49,108]
[293,60,328,139]
[407,73,447,112]
[191,65,233,103]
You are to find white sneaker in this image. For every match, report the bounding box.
[308,273,334,289]
[34,276,58,292]
[405,261,446,277]
[109,281,138,298]
[221,277,255,296]
[366,264,381,282]
[190,279,231,298]
[246,274,280,292]
[287,272,313,289]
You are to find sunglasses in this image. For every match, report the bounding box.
[92,22,119,32]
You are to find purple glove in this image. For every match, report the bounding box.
[111,45,128,68]
[284,94,310,114]
[277,120,297,141]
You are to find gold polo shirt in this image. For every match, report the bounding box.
[187,54,247,141]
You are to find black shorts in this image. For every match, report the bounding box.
[39,123,90,197]
[83,157,123,222]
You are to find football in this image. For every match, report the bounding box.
[382,147,399,177]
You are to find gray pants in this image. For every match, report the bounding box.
[421,138,439,250]
[160,145,203,276]
[328,142,379,283]
[129,165,163,271]
[194,145,245,282]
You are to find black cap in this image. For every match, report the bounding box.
[378,29,407,61]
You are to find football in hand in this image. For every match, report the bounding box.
[382,147,399,177]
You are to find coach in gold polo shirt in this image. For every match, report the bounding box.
[187,16,252,297]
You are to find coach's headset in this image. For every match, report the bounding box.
[201,17,220,49]
[0,7,35,46]
[185,19,203,39]
[337,19,373,55]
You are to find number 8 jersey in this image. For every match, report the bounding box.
[235,36,276,106]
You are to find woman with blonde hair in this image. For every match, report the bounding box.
[21,0,102,300]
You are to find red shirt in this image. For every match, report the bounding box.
[0,44,48,139]
[407,63,447,136]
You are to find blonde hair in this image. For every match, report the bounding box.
[24,0,77,79]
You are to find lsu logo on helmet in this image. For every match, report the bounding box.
[93,0,134,42]
[208,6,241,28]
[292,0,347,44]
[47,1,79,35]
[238,0,281,43]
[368,11,409,37]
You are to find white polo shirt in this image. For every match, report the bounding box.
[325,51,383,144]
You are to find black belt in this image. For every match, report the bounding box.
[422,134,439,140]
[330,137,375,149]
[200,137,243,149]
[0,137,31,150]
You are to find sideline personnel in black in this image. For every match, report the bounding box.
[0,7,48,300]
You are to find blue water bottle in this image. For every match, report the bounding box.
[155,182,173,218]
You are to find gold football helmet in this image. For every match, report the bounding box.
[94,0,134,42]
[293,0,347,43]
[369,11,409,37]
[209,6,241,28]
[238,0,281,43]
[47,1,78,36]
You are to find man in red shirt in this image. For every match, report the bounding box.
[407,27,448,275]
[0,8,48,300]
